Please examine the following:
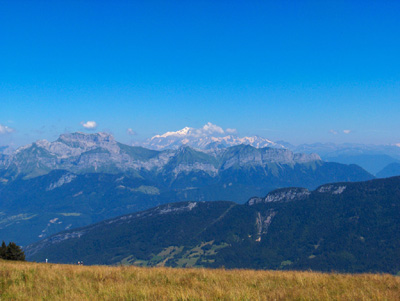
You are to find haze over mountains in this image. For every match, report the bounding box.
[376,162,400,178]
[0,146,13,155]
[281,141,400,175]
[0,131,374,246]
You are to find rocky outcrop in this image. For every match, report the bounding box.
[317,184,347,194]
[248,187,311,205]
[46,173,77,191]
[255,210,277,241]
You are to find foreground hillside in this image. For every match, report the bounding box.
[26,176,400,274]
[1,261,399,300]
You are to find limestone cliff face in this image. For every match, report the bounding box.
[247,187,311,206]
[219,145,320,170]
[247,181,352,206]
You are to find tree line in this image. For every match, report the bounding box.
[0,241,25,261]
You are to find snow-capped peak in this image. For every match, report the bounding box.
[135,123,284,151]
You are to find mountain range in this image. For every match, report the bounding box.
[0,132,312,180]
[3,126,400,175]
[0,132,373,246]
[25,176,400,274]
[132,125,400,175]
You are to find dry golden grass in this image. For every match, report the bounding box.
[1,259,399,300]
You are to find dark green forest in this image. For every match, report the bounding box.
[0,241,25,261]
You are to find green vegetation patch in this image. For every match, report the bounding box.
[133,185,160,195]
[120,255,135,266]
[125,242,229,268]
[157,246,183,258]
[132,260,149,267]
[280,260,293,268]
[169,241,229,268]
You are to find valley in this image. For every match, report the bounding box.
[25,176,400,274]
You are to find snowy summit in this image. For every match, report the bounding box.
[136,123,283,151]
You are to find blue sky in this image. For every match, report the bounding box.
[1,0,399,147]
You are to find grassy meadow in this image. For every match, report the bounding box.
[1,260,399,300]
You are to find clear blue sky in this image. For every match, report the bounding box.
[1,0,399,147]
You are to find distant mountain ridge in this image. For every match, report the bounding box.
[281,141,400,159]
[3,127,400,175]
[25,176,400,274]
[280,141,400,175]
[0,132,315,180]
[376,162,400,178]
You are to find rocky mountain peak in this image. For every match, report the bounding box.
[43,132,118,156]
[317,184,347,195]
[11,132,120,162]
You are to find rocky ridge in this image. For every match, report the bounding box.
[247,187,311,205]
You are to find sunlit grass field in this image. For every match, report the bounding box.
[1,260,399,300]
